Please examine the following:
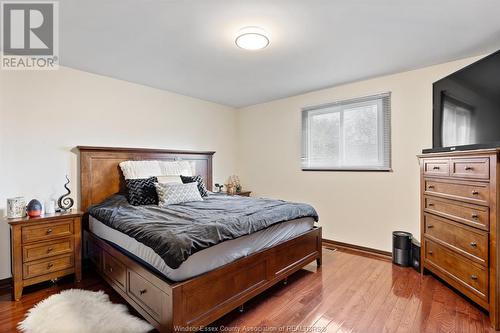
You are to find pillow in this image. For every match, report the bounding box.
[125,177,158,206]
[119,160,195,179]
[156,175,182,184]
[180,175,209,197]
[155,182,203,206]
[119,161,162,180]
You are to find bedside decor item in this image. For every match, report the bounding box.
[26,199,43,218]
[226,183,236,195]
[18,289,153,333]
[5,211,83,300]
[214,183,224,193]
[44,200,56,215]
[7,197,26,218]
[57,175,74,212]
[228,175,242,193]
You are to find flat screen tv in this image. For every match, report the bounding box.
[424,50,500,153]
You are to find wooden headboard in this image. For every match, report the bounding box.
[78,146,215,212]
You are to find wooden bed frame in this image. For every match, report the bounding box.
[78,146,322,333]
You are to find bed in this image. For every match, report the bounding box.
[78,146,322,333]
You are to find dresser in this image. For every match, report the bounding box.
[419,149,499,328]
[6,211,83,301]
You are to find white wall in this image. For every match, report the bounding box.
[0,67,237,279]
[236,56,483,253]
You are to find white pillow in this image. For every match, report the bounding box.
[155,182,202,206]
[119,160,195,180]
[119,161,161,180]
[156,175,182,184]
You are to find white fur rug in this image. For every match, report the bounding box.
[18,289,154,333]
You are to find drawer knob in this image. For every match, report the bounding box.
[470,242,477,247]
[46,228,53,234]
[465,166,474,171]
[428,250,433,255]
[139,289,147,295]
[108,266,113,273]
[433,166,440,170]
[427,225,434,229]
[471,275,478,281]
[47,247,53,253]
[471,214,479,219]
[47,263,54,269]
[471,190,479,195]
[428,203,434,207]
[427,185,435,190]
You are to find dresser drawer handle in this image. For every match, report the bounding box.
[46,228,53,234]
[139,289,147,295]
[428,203,434,207]
[427,185,435,190]
[427,225,434,229]
[465,166,474,171]
[472,190,479,195]
[107,266,113,273]
[47,247,53,253]
[47,263,54,269]
[471,214,479,219]
[470,242,477,247]
[428,250,433,255]
[432,166,440,170]
[471,275,478,281]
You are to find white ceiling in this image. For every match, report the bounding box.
[60,0,500,107]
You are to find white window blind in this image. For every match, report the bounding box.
[301,93,391,171]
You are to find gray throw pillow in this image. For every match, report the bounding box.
[155,182,203,206]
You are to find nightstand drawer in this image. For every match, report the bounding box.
[22,219,74,243]
[23,238,73,263]
[23,254,74,279]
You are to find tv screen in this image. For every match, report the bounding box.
[431,50,500,152]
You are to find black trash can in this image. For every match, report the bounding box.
[392,231,412,267]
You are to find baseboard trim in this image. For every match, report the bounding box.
[322,238,392,261]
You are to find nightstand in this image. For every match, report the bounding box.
[235,191,252,197]
[5,211,83,301]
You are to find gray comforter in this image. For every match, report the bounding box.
[89,194,318,269]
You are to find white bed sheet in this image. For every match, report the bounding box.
[89,216,315,281]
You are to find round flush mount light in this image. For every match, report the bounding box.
[235,27,270,50]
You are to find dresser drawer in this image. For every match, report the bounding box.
[22,220,74,243]
[424,196,489,230]
[424,179,489,205]
[23,254,74,279]
[103,251,126,291]
[424,214,488,265]
[23,238,73,263]
[424,240,487,300]
[423,159,450,177]
[127,270,163,321]
[451,157,490,180]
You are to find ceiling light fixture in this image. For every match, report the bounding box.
[235,27,270,51]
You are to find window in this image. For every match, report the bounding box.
[301,93,391,171]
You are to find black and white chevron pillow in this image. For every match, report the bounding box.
[125,176,158,206]
[180,175,209,197]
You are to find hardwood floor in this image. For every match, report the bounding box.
[0,248,496,333]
